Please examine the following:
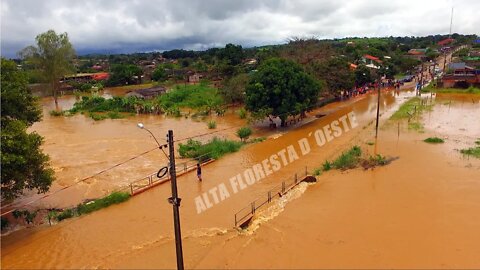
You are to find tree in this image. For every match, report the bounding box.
[19,30,76,108]
[218,43,244,65]
[107,64,143,86]
[354,65,374,86]
[245,58,320,127]
[152,66,167,82]
[237,127,252,142]
[219,73,249,104]
[1,59,54,201]
[308,57,354,96]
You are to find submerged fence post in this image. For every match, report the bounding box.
[282,182,285,194]
[251,202,255,214]
[130,184,133,195]
[268,191,271,203]
[295,173,298,183]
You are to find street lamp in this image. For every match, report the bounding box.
[137,123,184,270]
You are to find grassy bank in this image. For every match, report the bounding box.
[178,137,243,161]
[422,86,480,94]
[460,146,480,158]
[51,191,131,222]
[390,96,433,132]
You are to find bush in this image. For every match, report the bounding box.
[89,112,108,121]
[238,108,247,119]
[460,147,480,158]
[424,137,444,144]
[332,146,362,170]
[322,160,332,171]
[56,209,74,221]
[237,127,252,142]
[77,192,130,215]
[313,168,322,176]
[178,137,243,161]
[106,111,125,119]
[49,110,64,116]
[207,120,217,129]
[368,154,388,166]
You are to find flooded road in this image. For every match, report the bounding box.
[2,79,479,268]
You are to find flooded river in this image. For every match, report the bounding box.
[2,80,480,268]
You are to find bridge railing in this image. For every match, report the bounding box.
[234,167,310,228]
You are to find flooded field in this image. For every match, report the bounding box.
[2,84,480,268]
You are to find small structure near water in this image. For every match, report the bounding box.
[125,86,167,99]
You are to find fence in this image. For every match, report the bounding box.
[234,166,312,228]
[128,157,214,196]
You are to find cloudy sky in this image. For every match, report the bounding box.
[1,0,479,58]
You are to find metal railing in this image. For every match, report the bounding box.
[128,158,213,195]
[234,166,309,227]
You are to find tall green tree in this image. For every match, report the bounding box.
[219,73,249,104]
[19,30,76,108]
[308,57,354,96]
[107,64,143,86]
[1,59,55,201]
[245,58,320,127]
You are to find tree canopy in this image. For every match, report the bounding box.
[308,57,354,96]
[107,64,143,86]
[245,58,320,126]
[1,59,54,201]
[19,30,75,107]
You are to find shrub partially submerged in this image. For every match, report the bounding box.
[178,137,243,161]
[424,137,444,144]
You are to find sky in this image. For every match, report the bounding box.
[1,0,479,58]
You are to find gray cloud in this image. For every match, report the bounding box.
[1,0,479,58]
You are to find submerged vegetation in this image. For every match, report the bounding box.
[460,146,480,158]
[422,86,480,94]
[314,145,393,174]
[424,137,445,144]
[178,137,243,161]
[390,97,433,132]
[62,82,225,120]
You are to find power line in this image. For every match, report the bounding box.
[1,147,159,216]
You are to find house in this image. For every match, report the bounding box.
[361,54,382,69]
[126,86,167,99]
[442,62,480,87]
[188,73,202,83]
[407,49,427,61]
[438,38,455,46]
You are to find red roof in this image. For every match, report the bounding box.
[363,54,382,63]
[438,38,454,46]
[92,72,109,81]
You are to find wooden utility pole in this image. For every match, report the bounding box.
[167,130,184,270]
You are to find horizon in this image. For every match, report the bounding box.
[2,0,480,58]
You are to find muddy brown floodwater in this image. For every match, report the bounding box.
[2,80,480,268]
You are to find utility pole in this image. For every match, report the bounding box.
[419,62,424,96]
[375,77,381,139]
[167,130,184,270]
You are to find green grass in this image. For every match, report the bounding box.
[77,192,131,215]
[460,146,480,158]
[313,168,322,176]
[390,97,432,120]
[56,209,74,221]
[238,108,247,119]
[207,120,217,129]
[424,137,444,144]
[322,160,332,171]
[64,82,224,121]
[366,141,375,146]
[178,137,243,161]
[422,86,480,94]
[332,145,362,170]
[49,110,64,116]
[368,154,388,166]
[248,137,267,143]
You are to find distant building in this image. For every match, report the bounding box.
[442,62,480,88]
[407,49,427,61]
[361,54,382,69]
[126,86,167,99]
[61,72,109,83]
[188,73,202,83]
